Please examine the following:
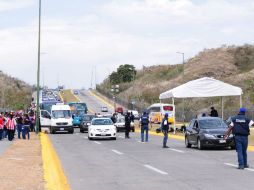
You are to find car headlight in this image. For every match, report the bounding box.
[229,134,234,138]
[204,134,216,139]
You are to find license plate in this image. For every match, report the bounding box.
[219,140,226,143]
[60,128,64,131]
[101,133,106,136]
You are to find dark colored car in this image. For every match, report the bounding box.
[185,117,235,150]
[80,115,97,133]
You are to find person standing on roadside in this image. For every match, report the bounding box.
[225,108,254,169]
[16,114,23,139]
[0,114,4,140]
[22,114,31,140]
[161,113,169,148]
[3,112,8,139]
[210,107,218,117]
[6,114,16,141]
[125,112,132,138]
[139,111,150,142]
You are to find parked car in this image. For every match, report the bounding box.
[114,117,125,132]
[80,114,97,133]
[88,118,117,140]
[74,90,79,95]
[185,117,235,150]
[101,106,108,112]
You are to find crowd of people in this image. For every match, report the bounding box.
[0,111,36,141]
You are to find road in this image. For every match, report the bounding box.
[0,140,12,156]
[48,90,254,190]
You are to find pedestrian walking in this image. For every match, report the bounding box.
[125,112,132,138]
[22,114,31,140]
[6,114,16,141]
[0,114,4,140]
[225,108,254,169]
[161,113,169,148]
[139,111,150,142]
[210,107,218,117]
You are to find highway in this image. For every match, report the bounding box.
[48,90,254,190]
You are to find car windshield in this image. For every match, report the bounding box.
[52,110,71,119]
[82,115,95,121]
[199,119,227,129]
[117,118,125,123]
[92,119,113,125]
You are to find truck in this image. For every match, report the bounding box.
[68,102,88,127]
[40,104,74,134]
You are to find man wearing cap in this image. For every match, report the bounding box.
[161,113,169,148]
[225,108,254,169]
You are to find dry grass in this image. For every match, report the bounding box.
[60,90,79,102]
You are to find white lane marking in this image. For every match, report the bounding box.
[118,136,124,139]
[170,148,185,153]
[112,150,124,155]
[83,136,88,139]
[94,141,101,145]
[224,163,254,172]
[144,164,168,175]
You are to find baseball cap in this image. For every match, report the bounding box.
[239,107,246,113]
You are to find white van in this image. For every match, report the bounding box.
[147,103,175,124]
[40,104,73,134]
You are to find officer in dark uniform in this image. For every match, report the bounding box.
[139,111,150,142]
[125,112,131,138]
[161,113,169,148]
[225,108,254,169]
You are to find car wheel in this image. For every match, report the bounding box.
[185,136,191,148]
[132,128,135,132]
[80,129,84,133]
[231,146,236,150]
[197,138,203,150]
[69,129,74,134]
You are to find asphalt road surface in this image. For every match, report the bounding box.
[48,90,254,190]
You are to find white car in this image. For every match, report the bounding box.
[88,118,117,140]
[101,106,108,112]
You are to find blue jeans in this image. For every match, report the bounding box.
[141,126,149,142]
[162,130,168,147]
[22,125,30,140]
[17,124,23,139]
[0,129,3,140]
[235,135,248,167]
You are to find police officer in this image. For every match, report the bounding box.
[225,108,254,169]
[125,112,131,138]
[161,113,169,148]
[139,111,150,142]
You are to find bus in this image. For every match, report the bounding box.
[68,102,88,126]
[147,103,175,124]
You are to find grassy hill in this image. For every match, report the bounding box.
[97,44,254,120]
[0,71,32,110]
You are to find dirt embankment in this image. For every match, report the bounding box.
[0,134,44,190]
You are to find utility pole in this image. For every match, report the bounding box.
[111,85,119,112]
[177,52,185,123]
[36,0,42,134]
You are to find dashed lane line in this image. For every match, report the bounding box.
[170,148,185,153]
[144,164,168,175]
[224,163,254,172]
[83,136,88,139]
[112,150,124,155]
[94,141,101,145]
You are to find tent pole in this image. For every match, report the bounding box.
[240,95,242,108]
[172,97,176,134]
[221,97,224,120]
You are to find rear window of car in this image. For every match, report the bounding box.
[199,119,227,129]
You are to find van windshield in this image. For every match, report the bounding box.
[52,110,71,119]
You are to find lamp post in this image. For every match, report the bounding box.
[36,0,42,134]
[111,85,119,112]
[176,52,185,123]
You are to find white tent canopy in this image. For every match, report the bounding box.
[159,77,243,133]
[159,77,243,99]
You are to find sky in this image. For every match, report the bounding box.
[0,0,254,89]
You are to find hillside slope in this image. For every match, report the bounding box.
[0,71,32,110]
[97,44,254,119]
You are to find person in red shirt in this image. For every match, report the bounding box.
[0,114,4,140]
[6,114,16,141]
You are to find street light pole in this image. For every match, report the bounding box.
[176,52,185,77]
[36,0,42,134]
